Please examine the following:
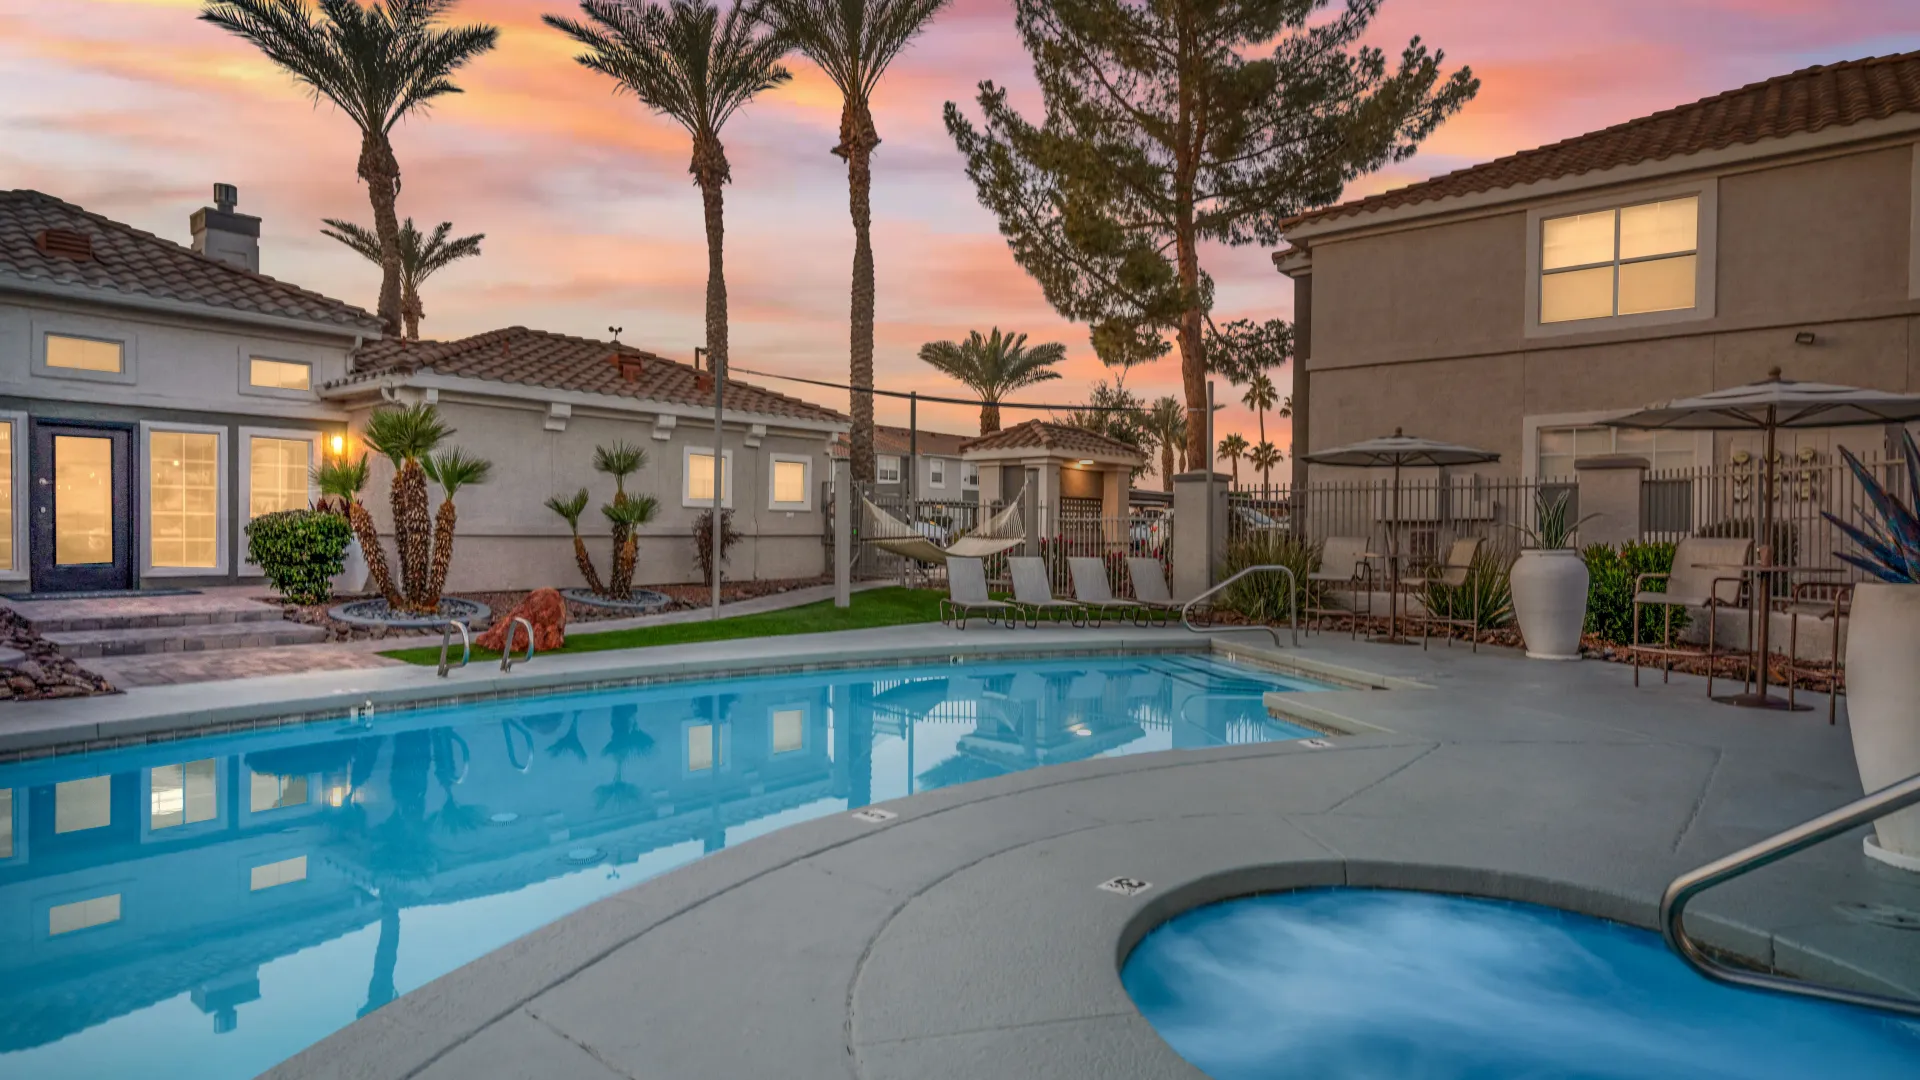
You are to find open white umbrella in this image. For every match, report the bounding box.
[1304,429,1501,641]
[1607,368,1920,708]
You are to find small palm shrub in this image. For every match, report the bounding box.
[422,448,492,602]
[1582,540,1685,645]
[547,442,658,598]
[1218,532,1323,623]
[603,494,661,598]
[246,510,353,605]
[545,489,604,594]
[312,453,397,602]
[1419,548,1514,630]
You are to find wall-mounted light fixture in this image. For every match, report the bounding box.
[329,433,347,456]
[1794,331,1817,346]
[1077,459,1095,467]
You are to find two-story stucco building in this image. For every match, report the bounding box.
[1277,51,1920,487]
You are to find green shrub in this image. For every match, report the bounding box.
[1582,540,1685,645]
[1218,532,1323,623]
[246,509,353,604]
[1419,548,1514,630]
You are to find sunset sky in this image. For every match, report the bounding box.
[3,0,1917,468]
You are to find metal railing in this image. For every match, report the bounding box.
[1180,564,1298,649]
[1236,474,1556,569]
[436,620,471,678]
[499,617,536,673]
[1661,770,1920,1017]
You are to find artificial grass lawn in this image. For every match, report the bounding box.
[380,586,946,665]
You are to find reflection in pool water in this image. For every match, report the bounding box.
[1123,888,1920,1080]
[0,653,1319,1079]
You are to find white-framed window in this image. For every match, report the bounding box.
[250,771,309,813]
[683,446,734,508]
[963,461,979,489]
[770,707,806,755]
[240,428,320,521]
[49,893,121,936]
[149,759,218,831]
[250,855,309,891]
[54,776,112,834]
[877,456,901,484]
[686,721,730,773]
[927,458,946,488]
[141,422,228,575]
[248,357,313,394]
[1525,183,1716,336]
[44,333,124,374]
[33,322,137,385]
[768,453,812,511]
[0,412,25,579]
[1536,425,1698,478]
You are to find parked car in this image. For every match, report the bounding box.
[1130,508,1170,548]
[1233,505,1288,535]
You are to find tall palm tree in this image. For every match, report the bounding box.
[1144,396,1187,493]
[320,218,484,339]
[1217,432,1249,491]
[362,403,452,612]
[546,0,789,382]
[201,0,499,338]
[916,328,1064,434]
[1241,372,1277,449]
[1250,440,1282,498]
[422,447,491,603]
[544,489,604,594]
[754,0,950,480]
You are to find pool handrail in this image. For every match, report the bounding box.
[500,616,536,672]
[1660,768,1920,1018]
[437,620,471,677]
[1181,565,1297,649]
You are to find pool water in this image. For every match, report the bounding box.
[0,653,1320,1079]
[1123,889,1920,1079]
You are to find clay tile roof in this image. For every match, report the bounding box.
[0,189,380,333]
[1286,50,1920,231]
[341,326,846,424]
[960,419,1145,461]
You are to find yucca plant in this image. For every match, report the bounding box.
[313,452,400,605]
[1826,429,1920,583]
[363,403,454,612]
[545,488,605,594]
[693,507,741,587]
[1515,490,1596,550]
[595,441,651,596]
[602,494,661,599]
[422,447,492,604]
[1219,532,1323,624]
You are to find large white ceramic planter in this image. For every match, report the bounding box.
[332,536,371,596]
[1847,582,1920,870]
[1510,549,1588,661]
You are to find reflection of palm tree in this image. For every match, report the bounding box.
[594,705,655,810]
[359,904,401,1018]
[546,713,588,762]
[373,730,437,881]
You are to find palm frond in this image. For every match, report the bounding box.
[602,493,661,527]
[423,446,491,496]
[917,325,1064,404]
[362,402,453,464]
[753,0,947,101]
[593,440,649,486]
[546,488,591,528]
[312,452,371,501]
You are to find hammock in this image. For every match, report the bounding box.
[862,495,1026,564]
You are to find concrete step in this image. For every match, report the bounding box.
[44,620,329,659]
[13,597,286,634]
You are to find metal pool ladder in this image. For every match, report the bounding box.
[500,617,536,672]
[1181,564,1298,649]
[1661,769,1920,1017]
[437,620,471,677]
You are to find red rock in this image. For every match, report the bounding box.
[477,588,567,654]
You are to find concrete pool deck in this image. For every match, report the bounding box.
[205,628,1920,1080]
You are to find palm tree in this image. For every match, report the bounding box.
[320,218,484,339]
[592,441,651,595]
[1242,372,1277,449]
[201,0,499,338]
[917,328,1064,434]
[1144,396,1187,493]
[362,403,452,612]
[1217,432,1249,491]
[602,494,660,599]
[754,0,950,480]
[546,0,789,381]
[313,452,400,602]
[1250,440,1282,497]
[545,489,605,594]
[422,447,491,604]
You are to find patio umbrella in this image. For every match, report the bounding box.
[1607,367,1920,708]
[1304,429,1501,641]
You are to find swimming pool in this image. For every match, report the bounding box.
[0,652,1321,1079]
[1124,888,1920,1079]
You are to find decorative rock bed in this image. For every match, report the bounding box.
[0,607,117,700]
[559,588,673,614]
[326,597,492,631]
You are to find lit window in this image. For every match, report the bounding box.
[1537,425,1695,477]
[688,723,726,772]
[46,334,123,373]
[249,437,310,518]
[0,420,12,569]
[963,461,978,488]
[877,456,901,484]
[150,431,220,569]
[250,771,308,812]
[684,449,730,506]
[49,894,121,936]
[54,436,113,566]
[250,855,308,891]
[1540,196,1698,324]
[250,358,311,392]
[928,459,945,487]
[0,788,12,858]
[772,710,804,754]
[55,775,111,833]
[151,759,217,830]
[771,457,808,507]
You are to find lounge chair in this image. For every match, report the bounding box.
[1630,536,1754,693]
[1067,557,1148,627]
[1304,536,1376,639]
[1403,537,1486,651]
[1126,557,1186,622]
[1009,556,1086,626]
[1782,580,1851,724]
[939,556,1019,629]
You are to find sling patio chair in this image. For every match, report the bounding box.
[1304,536,1376,639]
[1782,580,1852,724]
[1402,537,1486,651]
[938,556,1019,629]
[1126,557,1186,623]
[1008,556,1088,627]
[1630,535,1754,694]
[1067,557,1150,627]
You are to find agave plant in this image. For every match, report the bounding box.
[1826,430,1920,583]
[1515,490,1596,550]
[313,452,400,605]
[422,447,492,603]
[545,488,605,594]
[363,403,454,611]
[602,494,661,599]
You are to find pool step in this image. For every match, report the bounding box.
[43,620,330,659]
[9,594,286,634]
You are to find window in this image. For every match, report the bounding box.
[55,436,113,566]
[683,447,733,508]
[0,420,13,570]
[250,855,308,891]
[55,776,112,833]
[150,431,220,569]
[49,894,120,936]
[1540,196,1698,324]
[46,334,123,373]
[963,461,979,489]
[1536,426,1696,477]
[151,759,217,830]
[771,709,804,754]
[928,459,945,487]
[249,358,311,392]
[688,723,727,772]
[249,436,310,518]
[769,455,811,510]
[877,456,901,484]
[250,771,308,813]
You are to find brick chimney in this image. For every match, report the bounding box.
[191,183,260,273]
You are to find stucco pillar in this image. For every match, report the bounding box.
[833,458,851,608]
[1573,455,1648,549]
[1171,471,1230,602]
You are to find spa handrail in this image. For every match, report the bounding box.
[1661,768,1920,1017]
[1181,565,1297,649]
[500,616,536,673]
[437,620,470,678]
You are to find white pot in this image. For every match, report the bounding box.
[1847,583,1920,870]
[1510,549,1588,661]
[333,536,371,596]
